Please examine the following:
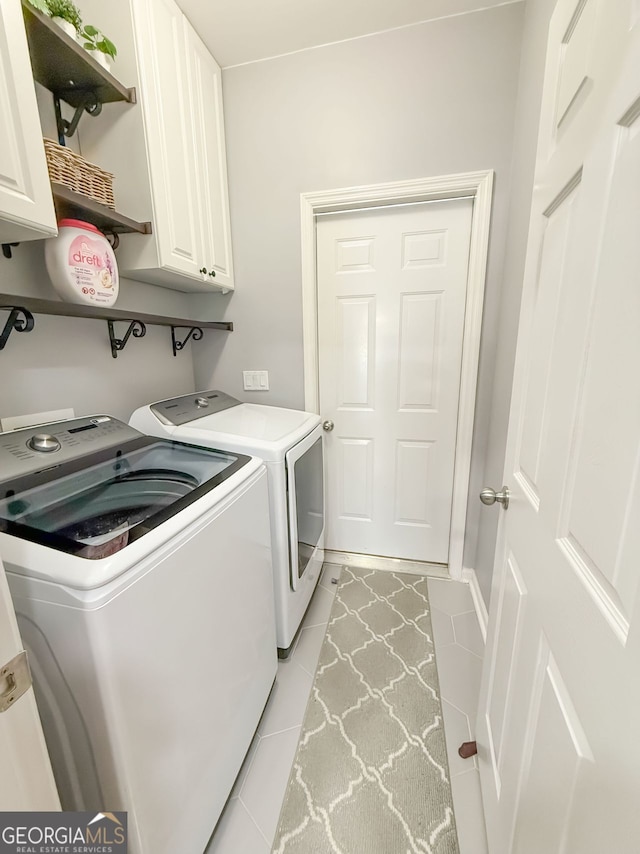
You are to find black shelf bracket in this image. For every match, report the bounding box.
[171,325,204,357]
[108,319,146,359]
[54,91,103,143]
[0,307,35,351]
[105,232,120,250]
[1,244,19,260]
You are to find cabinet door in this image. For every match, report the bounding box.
[133,0,204,280]
[0,0,56,243]
[187,28,234,291]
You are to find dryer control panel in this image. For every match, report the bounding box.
[0,416,141,481]
[150,390,240,426]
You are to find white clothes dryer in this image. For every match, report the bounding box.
[0,415,276,854]
[131,391,325,655]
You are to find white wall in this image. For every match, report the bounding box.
[473,0,557,605]
[192,2,525,582]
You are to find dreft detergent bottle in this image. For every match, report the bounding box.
[45,219,119,306]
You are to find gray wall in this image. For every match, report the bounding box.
[192,2,526,591]
[473,0,557,605]
[1,0,552,608]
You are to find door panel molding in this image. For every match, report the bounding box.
[301,171,494,579]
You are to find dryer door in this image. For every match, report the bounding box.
[285,425,324,590]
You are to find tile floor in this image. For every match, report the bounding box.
[205,565,488,854]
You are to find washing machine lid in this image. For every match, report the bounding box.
[199,404,314,440]
[173,406,320,460]
[0,435,250,560]
[146,390,320,460]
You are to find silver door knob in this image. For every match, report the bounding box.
[480,486,510,509]
[322,420,334,431]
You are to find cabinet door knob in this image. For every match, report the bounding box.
[199,267,207,274]
[208,270,216,277]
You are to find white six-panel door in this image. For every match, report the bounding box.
[477,2,640,851]
[317,199,473,563]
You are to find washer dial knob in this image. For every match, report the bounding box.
[27,433,61,453]
[195,397,209,408]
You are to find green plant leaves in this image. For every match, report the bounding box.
[80,24,117,59]
[45,0,82,29]
[98,36,117,59]
[26,0,51,15]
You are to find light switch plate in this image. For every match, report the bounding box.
[243,371,269,391]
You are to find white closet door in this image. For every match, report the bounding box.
[318,199,473,564]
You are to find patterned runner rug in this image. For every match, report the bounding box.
[272,566,460,854]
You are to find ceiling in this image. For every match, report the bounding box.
[176,0,521,68]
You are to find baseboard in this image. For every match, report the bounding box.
[462,566,489,643]
[324,550,450,579]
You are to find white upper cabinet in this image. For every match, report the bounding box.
[134,0,204,283]
[0,0,57,244]
[188,28,233,289]
[129,0,234,292]
[82,0,234,293]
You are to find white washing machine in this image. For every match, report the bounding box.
[0,415,276,854]
[131,391,325,655]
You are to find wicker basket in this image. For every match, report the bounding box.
[43,138,116,209]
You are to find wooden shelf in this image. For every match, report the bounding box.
[51,184,152,235]
[21,2,135,107]
[0,295,233,331]
[17,5,149,241]
[0,295,232,356]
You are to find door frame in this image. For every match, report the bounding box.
[300,171,493,579]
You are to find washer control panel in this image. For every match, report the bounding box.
[0,416,142,482]
[151,390,241,426]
